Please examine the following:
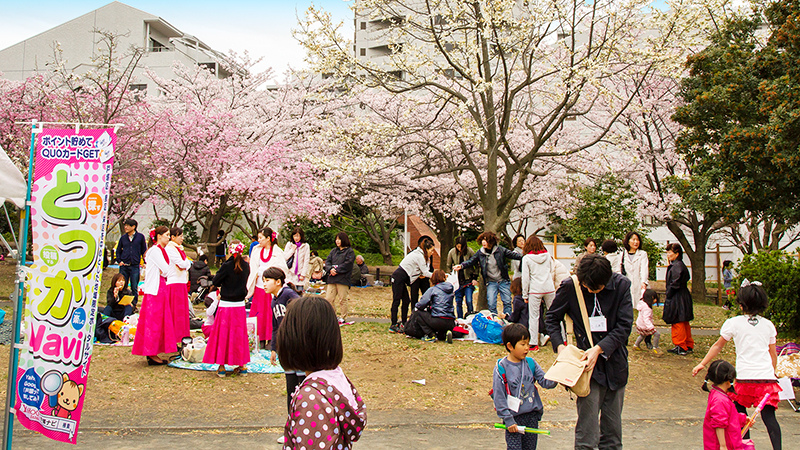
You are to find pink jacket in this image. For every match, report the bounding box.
[636,300,655,332]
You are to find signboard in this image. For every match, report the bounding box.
[14,128,115,444]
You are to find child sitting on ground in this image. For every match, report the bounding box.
[498,278,528,329]
[701,360,754,450]
[635,289,661,353]
[492,323,557,450]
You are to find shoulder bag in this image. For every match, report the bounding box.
[544,275,595,397]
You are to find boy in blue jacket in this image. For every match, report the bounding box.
[493,323,557,449]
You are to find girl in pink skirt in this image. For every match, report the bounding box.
[204,241,251,377]
[132,226,176,365]
[165,226,192,344]
[246,227,288,347]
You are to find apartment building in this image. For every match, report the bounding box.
[0,1,232,94]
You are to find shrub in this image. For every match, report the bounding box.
[735,251,800,336]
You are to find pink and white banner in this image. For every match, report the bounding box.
[15,128,115,444]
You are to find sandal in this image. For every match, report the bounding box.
[232,366,248,376]
[216,367,227,378]
[147,356,168,366]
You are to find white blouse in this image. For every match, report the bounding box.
[165,242,192,284]
[143,246,170,295]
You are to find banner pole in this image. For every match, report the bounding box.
[2,121,39,450]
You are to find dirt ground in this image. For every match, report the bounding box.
[0,264,762,432]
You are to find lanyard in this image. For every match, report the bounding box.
[498,359,527,397]
[591,293,603,317]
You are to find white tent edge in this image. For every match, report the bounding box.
[0,144,26,209]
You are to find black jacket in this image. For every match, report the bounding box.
[212,258,250,301]
[662,259,693,324]
[271,286,301,351]
[324,247,355,286]
[115,232,147,266]
[544,273,633,391]
[460,245,521,282]
[189,260,212,292]
[106,287,132,317]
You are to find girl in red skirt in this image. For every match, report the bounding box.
[132,226,176,365]
[165,226,192,344]
[204,240,251,377]
[693,282,782,450]
[246,227,288,347]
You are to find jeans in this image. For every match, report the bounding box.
[390,267,411,325]
[454,284,475,319]
[119,265,140,307]
[102,304,132,321]
[486,280,512,315]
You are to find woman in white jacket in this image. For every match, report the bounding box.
[622,231,649,309]
[283,226,310,291]
[165,227,193,344]
[521,236,556,349]
[246,227,288,346]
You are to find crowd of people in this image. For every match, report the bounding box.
[106,219,784,450]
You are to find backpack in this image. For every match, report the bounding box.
[489,357,536,400]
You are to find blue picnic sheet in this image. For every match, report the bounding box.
[167,349,284,374]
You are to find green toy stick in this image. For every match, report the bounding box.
[494,423,550,435]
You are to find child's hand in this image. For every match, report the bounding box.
[507,424,518,434]
[692,363,705,376]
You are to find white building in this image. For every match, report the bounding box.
[0,1,232,94]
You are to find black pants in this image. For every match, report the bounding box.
[736,402,781,450]
[285,372,306,413]
[416,310,455,340]
[391,267,411,325]
[410,277,430,304]
[505,410,543,450]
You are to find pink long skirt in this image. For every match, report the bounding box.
[249,287,273,341]
[166,282,190,342]
[132,278,177,357]
[202,304,251,367]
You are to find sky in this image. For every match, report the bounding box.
[0,0,354,78]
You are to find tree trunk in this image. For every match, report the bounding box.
[429,207,458,270]
[378,219,394,265]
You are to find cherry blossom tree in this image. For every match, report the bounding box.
[295,0,718,233]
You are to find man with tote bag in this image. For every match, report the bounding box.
[544,254,633,450]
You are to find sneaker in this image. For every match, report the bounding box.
[445,330,453,344]
[667,346,681,354]
[685,347,694,354]
[540,334,550,347]
[338,317,345,324]
[389,324,402,333]
[529,345,540,352]
[653,348,664,356]
[422,335,438,343]
[276,435,285,444]
[677,348,689,356]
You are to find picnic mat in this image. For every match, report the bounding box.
[167,349,284,374]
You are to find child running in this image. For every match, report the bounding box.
[701,360,755,450]
[634,289,661,353]
[692,282,781,450]
[275,296,366,449]
[203,241,251,377]
[262,267,301,445]
[492,323,557,450]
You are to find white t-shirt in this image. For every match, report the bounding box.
[720,315,777,380]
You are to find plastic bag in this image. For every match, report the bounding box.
[472,313,504,344]
[446,271,460,292]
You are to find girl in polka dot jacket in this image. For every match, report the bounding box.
[275,295,366,449]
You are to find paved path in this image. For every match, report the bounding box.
[11,410,800,449]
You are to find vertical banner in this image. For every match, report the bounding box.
[14,128,115,444]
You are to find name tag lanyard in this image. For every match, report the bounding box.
[589,294,608,332]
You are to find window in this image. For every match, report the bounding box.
[129,84,147,101]
[360,22,367,30]
[360,48,366,56]
[149,38,169,52]
[198,62,217,74]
